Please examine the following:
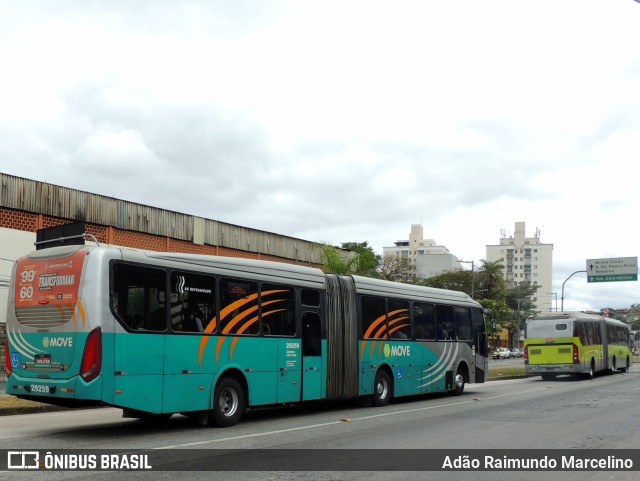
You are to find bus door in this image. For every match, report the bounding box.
[386,299,414,396]
[472,308,489,382]
[276,338,301,403]
[162,271,217,414]
[111,263,166,414]
[262,284,301,403]
[435,304,456,391]
[414,302,437,393]
[301,311,323,400]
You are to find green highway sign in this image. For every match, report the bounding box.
[588,274,638,283]
[586,257,638,283]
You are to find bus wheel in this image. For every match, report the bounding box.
[583,360,595,380]
[372,369,392,407]
[620,357,629,373]
[450,368,465,396]
[210,377,245,427]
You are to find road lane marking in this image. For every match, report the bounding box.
[157,420,344,449]
[491,422,517,430]
[157,387,549,449]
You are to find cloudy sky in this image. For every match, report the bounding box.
[1,0,640,312]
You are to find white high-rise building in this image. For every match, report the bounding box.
[485,222,555,312]
[382,224,462,278]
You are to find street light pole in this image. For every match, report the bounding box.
[561,271,586,312]
[514,298,527,348]
[546,292,558,312]
[459,260,475,298]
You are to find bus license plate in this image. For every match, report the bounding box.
[34,354,51,365]
[28,384,50,394]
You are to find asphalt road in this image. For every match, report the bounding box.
[1,367,639,481]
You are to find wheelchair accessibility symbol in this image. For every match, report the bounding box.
[11,352,20,368]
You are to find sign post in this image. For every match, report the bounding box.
[586,257,638,283]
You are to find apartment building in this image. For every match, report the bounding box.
[382,224,462,278]
[485,221,555,311]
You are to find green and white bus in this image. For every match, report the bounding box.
[5,242,489,426]
[524,312,632,380]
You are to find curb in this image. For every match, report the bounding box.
[0,376,534,416]
[0,404,70,416]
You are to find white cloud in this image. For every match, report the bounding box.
[1,0,640,311]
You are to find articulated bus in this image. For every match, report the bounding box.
[524,312,633,380]
[5,243,489,426]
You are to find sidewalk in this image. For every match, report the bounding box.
[0,379,72,416]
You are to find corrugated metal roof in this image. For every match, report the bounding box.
[0,172,332,264]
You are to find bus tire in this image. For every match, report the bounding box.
[210,377,246,427]
[583,359,595,380]
[372,369,392,407]
[611,356,617,373]
[450,367,465,396]
[619,356,629,373]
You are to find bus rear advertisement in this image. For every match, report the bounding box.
[5,243,489,427]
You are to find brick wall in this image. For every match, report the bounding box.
[0,206,311,266]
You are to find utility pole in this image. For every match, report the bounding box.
[459,260,475,299]
[561,271,586,312]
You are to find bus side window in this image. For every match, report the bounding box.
[220,279,259,335]
[110,263,167,332]
[388,299,410,339]
[170,272,216,333]
[454,307,472,341]
[302,312,321,356]
[575,322,586,346]
[361,296,386,339]
[414,302,435,340]
[301,289,321,308]
[261,283,296,337]
[436,305,454,340]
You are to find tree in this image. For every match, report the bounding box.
[340,241,381,277]
[502,282,540,347]
[476,259,506,299]
[379,254,417,283]
[311,241,381,276]
[418,268,473,294]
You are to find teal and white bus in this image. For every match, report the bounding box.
[5,242,489,426]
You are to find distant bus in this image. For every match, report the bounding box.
[524,312,632,380]
[5,243,489,426]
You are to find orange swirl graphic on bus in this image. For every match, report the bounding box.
[72,299,87,328]
[52,300,86,327]
[198,290,287,366]
[360,309,409,359]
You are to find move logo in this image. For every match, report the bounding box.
[383,344,411,357]
[43,337,73,348]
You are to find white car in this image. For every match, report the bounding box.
[493,347,511,360]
